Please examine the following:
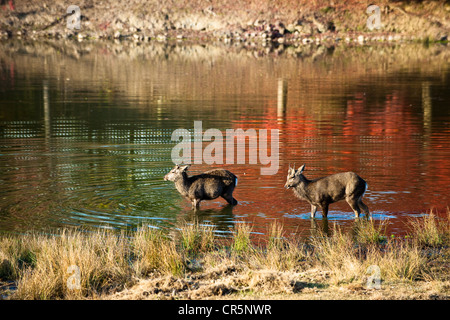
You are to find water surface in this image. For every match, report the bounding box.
[1,40,449,237]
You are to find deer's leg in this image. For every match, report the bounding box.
[358,199,370,220]
[321,203,329,219]
[192,199,201,210]
[222,193,238,206]
[310,204,318,219]
[347,198,361,218]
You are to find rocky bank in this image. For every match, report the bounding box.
[0,0,449,45]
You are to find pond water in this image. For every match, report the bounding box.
[1,40,449,238]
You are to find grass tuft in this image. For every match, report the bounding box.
[407,210,449,247]
[178,220,216,254]
[132,227,185,277]
[351,219,388,245]
[231,222,253,254]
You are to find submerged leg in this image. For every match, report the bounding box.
[222,193,238,206]
[321,204,329,219]
[358,199,371,220]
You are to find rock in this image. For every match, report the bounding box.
[114,20,123,30]
[312,15,326,33]
[277,22,287,35]
[286,23,296,33]
[299,24,313,35]
[253,19,265,27]
[114,31,121,39]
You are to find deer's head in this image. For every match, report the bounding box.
[164,164,190,181]
[284,164,305,189]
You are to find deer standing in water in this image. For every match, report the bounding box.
[285,164,370,219]
[164,165,238,210]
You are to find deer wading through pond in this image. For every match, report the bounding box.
[164,165,238,210]
[284,164,370,219]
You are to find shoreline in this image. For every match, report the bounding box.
[1,1,449,45]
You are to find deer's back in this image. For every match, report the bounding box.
[188,169,237,199]
[304,172,366,204]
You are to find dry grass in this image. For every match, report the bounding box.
[408,209,450,247]
[5,0,450,41]
[309,222,434,286]
[248,222,307,272]
[0,229,133,299]
[0,213,449,300]
[351,219,388,245]
[132,227,185,277]
[177,220,216,254]
[231,222,254,254]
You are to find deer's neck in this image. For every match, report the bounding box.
[293,177,312,201]
[174,173,191,196]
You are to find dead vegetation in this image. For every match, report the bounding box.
[1,0,449,42]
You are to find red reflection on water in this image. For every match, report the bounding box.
[198,88,450,236]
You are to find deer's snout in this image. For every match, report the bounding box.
[284,182,292,189]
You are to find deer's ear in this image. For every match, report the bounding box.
[297,164,305,174]
[180,164,190,172]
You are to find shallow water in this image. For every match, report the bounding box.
[1,40,449,237]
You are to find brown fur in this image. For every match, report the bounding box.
[285,164,370,219]
[164,165,238,210]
